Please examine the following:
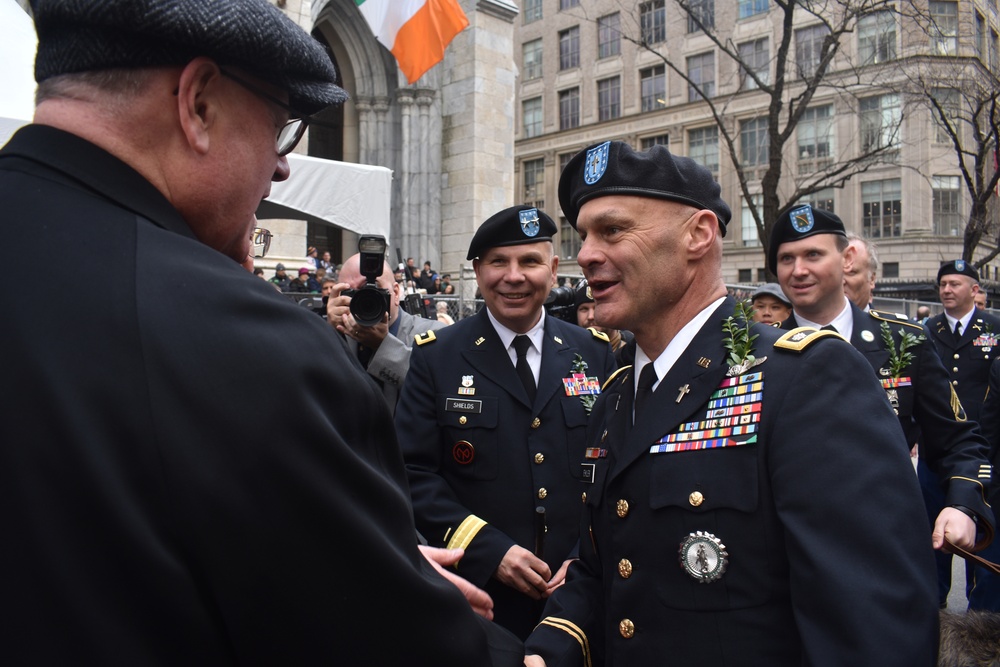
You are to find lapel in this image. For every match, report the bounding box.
[850,305,889,370]
[460,310,532,408]
[609,300,732,482]
[929,314,958,351]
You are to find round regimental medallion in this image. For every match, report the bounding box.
[678,531,728,583]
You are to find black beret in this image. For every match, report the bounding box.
[31,0,347,115]
[558,140,731,234]
[767,204,846,274]
[574,280,594,309]
[937,259,979,283]
[467,205,557,261]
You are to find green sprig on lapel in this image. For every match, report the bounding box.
[723,302,765,376]
[571,353,597,414]
[879,321,926,379]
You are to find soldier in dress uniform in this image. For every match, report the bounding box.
[524,141,937,666]
[395,205,616,639]
[770,206,993,563]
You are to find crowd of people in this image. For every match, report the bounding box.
[5,1,1000,665]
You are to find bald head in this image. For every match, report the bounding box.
[339,253,401,324]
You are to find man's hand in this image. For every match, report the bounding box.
[326,282,389,349]
[524,656,546,667]
[418,545,494,620]
[932,507,977,550]
[545,558,576,593]
[495,545,552,600]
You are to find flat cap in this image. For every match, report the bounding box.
[767,204,846,274]
[467,205,557,261]
[751,283,791,307]
[558,140,731,234]
[31,0,347,115]
[937,259,979,283]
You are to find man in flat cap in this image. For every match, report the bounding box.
[0,1,521,664]
[749,283,792,325]
[396,204,615,640]
[524,141,937,666]
[770,204,994,599]
[923,259,1000,611]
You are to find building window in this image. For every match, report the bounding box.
[882,262,899,279]
[522,39,543,81]
[738,268,753,283]
[862,179,902,238]
[559,88,580,130]
[559,152,576,175]
[738,38,769,90]
[795,24,829,79]
[640,1,666,45]
[524,0,542,24]
[688,0,715,33]
[689,126,719,175]
[858,10,896,65]
[740,117,769,171]
[559,26,580,70]
[929,2,958,56]
[797,104,833,174]
[976,13,986,62]
[739,0,768,19]
[932,175,963,236]
[741,194,762,247]
[560,0,580,9]
[860,94,901,155]
[992,30,999,72]
[560,217,581,259]
[522,97,542,138]
[597,76,621,122]
[640,134,669,150]
[803,187,835,213]
[598,13,621,59]
[931,88,959,143]
[523,158,545,205]
[687,51,716,102]
[640,66,666,112]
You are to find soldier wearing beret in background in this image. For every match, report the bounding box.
[524,140,937,667]
[0,1,523,664]
[574,279,631,365]
[396,204,615,640]
[921,260,1000,611]
[769,205,994,590]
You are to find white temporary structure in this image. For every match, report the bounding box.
[0,0,392,241]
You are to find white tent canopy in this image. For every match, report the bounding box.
[0,0,391,241]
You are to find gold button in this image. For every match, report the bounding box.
[531,417,541,429]
[953,367,959,373]
[538,488,548,499]
[689,491,704,507]
[581,492,587,503]
[953,380,959,385]
[619,619,635,639]
[616,499,630,518]
[618,558,633,579]
[534,453,545,464]
[459,416,467,425]
[954,353,960,359]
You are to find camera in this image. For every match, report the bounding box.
[342,235,391,327]
[544,284,578,323]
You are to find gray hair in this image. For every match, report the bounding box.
[846,232,879,279]
[36,69,156,110]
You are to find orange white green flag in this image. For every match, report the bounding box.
[355,0,470,85]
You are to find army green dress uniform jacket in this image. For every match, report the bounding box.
[783,305,994,543]
[924,308,1000,424]
[524,298,937,667]
[396,309,615,639]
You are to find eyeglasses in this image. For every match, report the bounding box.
[220,69,308,156]
[252,227,273,258]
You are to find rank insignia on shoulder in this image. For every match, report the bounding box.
[414,331,437,346]
[588,327,610,343]
[869,310,924,332]
[774,326,843,352]
[679,531,728,583]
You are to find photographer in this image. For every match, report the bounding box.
[328,252,443,415]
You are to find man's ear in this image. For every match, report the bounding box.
[175,58,222,155]
[550,252,560,288]
[687,209,719,259]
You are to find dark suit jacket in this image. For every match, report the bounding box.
[979,357,1000,504]
[396,308,615,639]
[925,308,1000,424]
[784,305,994,542]
[526,298,937,666]
[0,125,517,665]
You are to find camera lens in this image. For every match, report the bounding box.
[350,288,388,326]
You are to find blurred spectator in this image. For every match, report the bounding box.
[436,301,455,326]
[305,246,319,271]
[419,261,436,291]
[287,267,314,293]
[844,233,877,311]
[575,280,629,363]
[440,274,455,295]
[975,289,988,310]
[270,263,291,291]
[430,275,442,295]
[253,267,265,279]
[916,305,932,324]
[749,283,792,325]
[320,250,334,272]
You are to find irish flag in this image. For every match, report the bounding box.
[356,0,470,84]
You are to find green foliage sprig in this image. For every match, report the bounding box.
[571,353,597,414]
[879,321,926,379]
[723,302,763,376]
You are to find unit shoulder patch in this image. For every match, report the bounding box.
[603,365,632,391]
[588,327,610,343]
[414,330,438,346]
[868,310,924,332]
[774,327,844,352]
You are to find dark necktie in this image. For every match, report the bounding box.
[953,320,962,342]
[634,363,657,423]
[512,335,536,403]
[821,324,837,333]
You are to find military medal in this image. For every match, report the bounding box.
[458,375,476,396]
[679,531,728,583]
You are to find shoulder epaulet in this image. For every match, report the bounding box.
[774,326,844,352]
[414,330,437,346]
[869,309,924,331]
[588,327,610,343]
[603,365,632,391]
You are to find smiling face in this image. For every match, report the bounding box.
[939,274,978,318]
[776,233,850,324]
[473,242,558,333]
